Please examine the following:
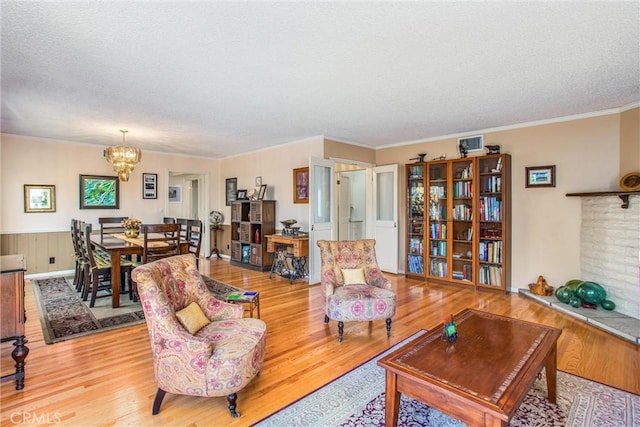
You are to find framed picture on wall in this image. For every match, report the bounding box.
[226,177,237,206]
[526,165,556,188]
[24,184,56,213]
[168,185,182,202]
[79,175,119,209]
[293,166,309,204]
[142,173,157,199]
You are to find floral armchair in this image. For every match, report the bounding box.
[131,254,266,418]
[316,240,396,342]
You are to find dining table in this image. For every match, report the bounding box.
[90,233,188,308]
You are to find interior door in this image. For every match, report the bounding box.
[308,157,336,284]
[373,164,399,273]
[338,175,351,240]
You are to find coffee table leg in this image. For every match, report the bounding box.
[544,344,557,404]
[385,372,400,427]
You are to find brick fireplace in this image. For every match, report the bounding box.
[579,194,640,320]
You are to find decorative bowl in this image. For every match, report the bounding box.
[280,219,297,228]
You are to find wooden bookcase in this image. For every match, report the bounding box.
[405,154,511,291]
[230,200,276,271]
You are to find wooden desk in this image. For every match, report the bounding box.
[378,309,561,427]
[91,234,188,308]
[265,234,309,282]
[1,255,29,390]
[265,234,309,257]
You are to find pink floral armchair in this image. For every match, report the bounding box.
[131,254,266,418]
[316,240,396,342]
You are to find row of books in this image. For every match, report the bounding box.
[479,240,502,263]
[408,165,424,179]
[481,176,502,193]
[479,196,502,221]
[430,185,446,199]
[452,264,473,281]
[429,223,447,239]
[408,237,424,255]
[429,205,447,221]
[452,204,473,221]
[456,164,472,179]
[430,240,447,257]
[479,265,502,286]
[407,254,424,274]
[429,259,447,277]
[452,181,472,198]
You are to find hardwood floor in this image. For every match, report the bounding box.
[1,258,638,426]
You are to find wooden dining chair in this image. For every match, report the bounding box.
[141,223,182,263]
[80,222,134,307]
[99,216,127,240]
[176,219,203,268]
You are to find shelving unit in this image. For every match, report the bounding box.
[405,154,511,292]
[230,200,275,271]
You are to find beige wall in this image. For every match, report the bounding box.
[376,113,622,290]
[0,110,632,283]
[218,135,324,236]
[620,107,640,176]
[324,139,377,164]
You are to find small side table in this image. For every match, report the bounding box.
[207,225,222,259]
[225,292,260,318]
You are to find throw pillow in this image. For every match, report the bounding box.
[176,301,210,335]
[341,268,366,285]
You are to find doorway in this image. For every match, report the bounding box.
[167,171,209,256]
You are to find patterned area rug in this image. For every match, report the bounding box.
[33,275,243,344]
[254,331,640,427]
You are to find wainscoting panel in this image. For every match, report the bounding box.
[0,231,74,275]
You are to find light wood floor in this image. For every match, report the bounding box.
[2,258,638,426]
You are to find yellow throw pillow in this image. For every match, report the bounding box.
[175,302,210,335]
[341,268,366,285]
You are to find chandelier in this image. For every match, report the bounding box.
[105,130,142,182]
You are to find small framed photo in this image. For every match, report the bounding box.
[526,165,556,188]
[24,184,56,213]
[168,185,182,202]
[80,175,119,209]
[258,184,267,200]
[236,189,247,200]
[293,166,309,204]
[226,177,237,206]
[142,173,157,199]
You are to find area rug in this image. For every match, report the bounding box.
[253,331,640,427]
[33,275,244,344]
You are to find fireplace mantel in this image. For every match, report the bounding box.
[566,191,640,208]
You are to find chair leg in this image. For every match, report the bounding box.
[151,388,166,415]
[386,318,392,337]
[338,321,344,342]
[227,392,240,418]
[324,314,329,324]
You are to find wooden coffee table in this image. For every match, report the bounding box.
[377,308,561,427]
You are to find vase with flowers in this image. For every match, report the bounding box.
[121,217,142,238]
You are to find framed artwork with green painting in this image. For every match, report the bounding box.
[79,175,119,209]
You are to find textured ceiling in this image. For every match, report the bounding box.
[1,1,639,159]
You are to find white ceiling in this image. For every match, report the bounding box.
[2,1,639,159]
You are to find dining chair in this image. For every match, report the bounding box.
[141,223,182,263]
[99,216,127,240]
[177,218,203,268]
[80,222,134,307]
[70,219,87,292]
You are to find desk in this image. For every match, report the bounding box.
[91,234,188,308]
[265,234,309,282]
[378,309,561,427]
